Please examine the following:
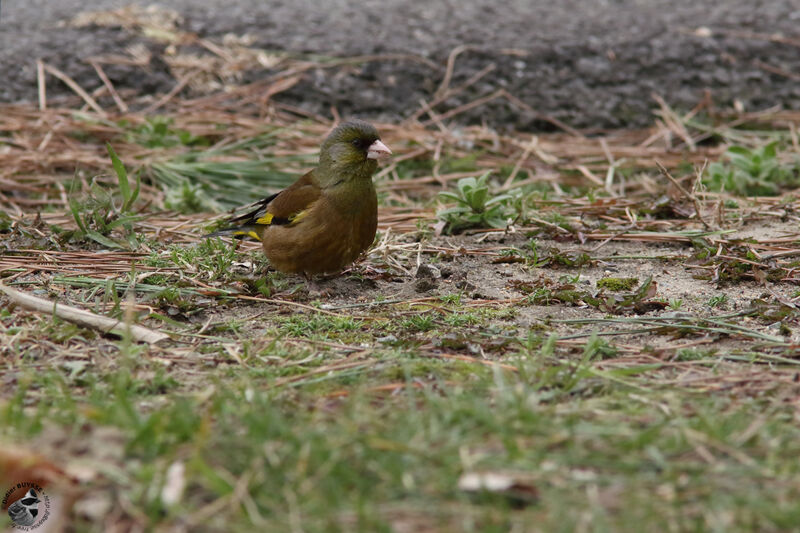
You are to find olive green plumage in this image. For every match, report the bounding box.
[207,120,391,276]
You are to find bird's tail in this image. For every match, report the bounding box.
[204,225,262,241]
[203,193,280,241]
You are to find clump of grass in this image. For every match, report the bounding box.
[146,130,312,212]
[121,116,210,149]
[707,293,729,308]
[401,314,436,332]
[0,211,12,232]
[596,277,639,291]
[62,143,143,249]
[158,239,240,282]
[163,182,214,214]
[675,347,717,361]
[703,142,800,196]
[279,314,363,338]
[247,272,290,297]
[443,312,480,328]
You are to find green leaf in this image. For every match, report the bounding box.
[107,143,130,202]
[85,229,125,249]
[485,194,513,206]
[107,214,145,230]
[124,172,141,212]
[68,199,88,233]
[726,146,751,157]
[437,191,464,203]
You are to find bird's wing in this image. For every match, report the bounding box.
[205,171,321,240]
[226,192,281,226]
[260,171,320,226]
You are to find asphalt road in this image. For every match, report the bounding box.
[2,0,800,130]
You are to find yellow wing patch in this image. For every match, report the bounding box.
[289,209,308,225]
[252,209,307,227]
[232,229,262,241]
[255,213,274,225]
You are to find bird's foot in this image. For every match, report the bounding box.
[301,273,334,299]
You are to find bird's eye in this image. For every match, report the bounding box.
[352,138,375,150]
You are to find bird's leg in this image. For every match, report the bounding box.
[314,271,344,282]
[302,272,333,298]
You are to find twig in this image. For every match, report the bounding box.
[753,60,800,81]
[656,161,710,229]
[500,89,586,138]
[652,93,695,150]
[503,136,538,188]
[40,62,106,116]
[407,62,496,123]
[0,283,169,344]
[711,29,800,49]
[36,59,47,111]
[90,61,129,112]
[575,164,604,186]
[435,45,470,100]
[417,98,451,136]
[143,71,198,114]
[422,89,505,125]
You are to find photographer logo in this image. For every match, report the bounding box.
[3,483,50,530]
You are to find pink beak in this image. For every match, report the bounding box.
[367,139,392,160]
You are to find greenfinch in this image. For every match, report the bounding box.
[208,120,391,276]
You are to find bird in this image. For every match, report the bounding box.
[207,120,391,276]
[7,489,41,527]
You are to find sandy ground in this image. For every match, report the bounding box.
[1,0,799,129]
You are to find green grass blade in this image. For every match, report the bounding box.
[84,229,125,249]
[106,143,133,210]
[68,198,88,233]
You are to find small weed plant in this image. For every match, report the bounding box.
[436,172,519,233]
[65,144,142,249]
[703,142,799,196]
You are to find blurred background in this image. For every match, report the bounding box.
[2,0,800,131]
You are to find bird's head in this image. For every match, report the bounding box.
[317,120,391,185]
